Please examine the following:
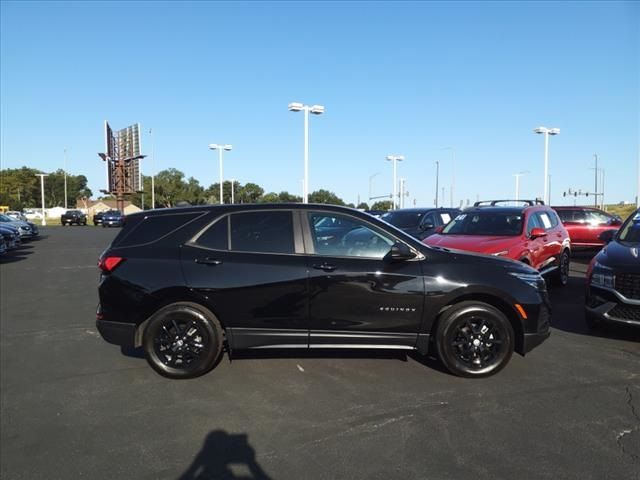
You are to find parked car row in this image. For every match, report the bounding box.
[0,213,40,257]
[59,209,125,227]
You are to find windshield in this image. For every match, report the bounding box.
[381,211,425,228]
[617,210,640,243]
[442,212,523,236]
[0,215,14,222]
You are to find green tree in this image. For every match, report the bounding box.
[0,167,45,208]
[154,168,187,208]
[357,202,370,210]
[237,182,264,203]
[308,189,345,205]
[371,200,393,211]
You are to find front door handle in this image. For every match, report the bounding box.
[313,263,337,272]
[195,257,223,266]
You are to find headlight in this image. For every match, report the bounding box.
[509,272,547,291]
[590,262,615,288]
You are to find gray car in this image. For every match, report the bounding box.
[0,214,37,239]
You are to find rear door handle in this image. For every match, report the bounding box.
[195,257,223,266]
[313,263,337,272]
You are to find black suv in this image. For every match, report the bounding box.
[586,209,640,329]
[97,204,550,379]
[381,208,461,240]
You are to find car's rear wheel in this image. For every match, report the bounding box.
[552,250,570,287]
[142,302,223,379]
[435,301,514,378]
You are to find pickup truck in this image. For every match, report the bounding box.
[61,210,87,226]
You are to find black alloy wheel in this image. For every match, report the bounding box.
[143,302,223,379]
[552,251,570,287]
[436,301,514,378]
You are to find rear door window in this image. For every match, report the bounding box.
[230,211,294,254]
[114,212,203,247]
[195,217,229,250]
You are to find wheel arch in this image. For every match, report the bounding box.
[430,293,525,355]
[134,288,226,348]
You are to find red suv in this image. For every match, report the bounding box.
[552,206,622,250]
[424,200,571,286]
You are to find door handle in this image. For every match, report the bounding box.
[195,257,223,266]
[313,263,337,272]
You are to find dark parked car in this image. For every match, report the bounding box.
[0,225,20,250]
[97,204,551,379]
[102,210,124,228]
[0,236,6,256]
[553,206,622,250]
[0,214,36,239]
[61,210,87,226]
[585,209,640,329]
[93,211,106,226]
[381,208,461,240]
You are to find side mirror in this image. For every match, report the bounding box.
[530,227,546,239]
[419,222,434,232]
[386,242,416,261]
[434,225,444,234]
[598,229,616,243]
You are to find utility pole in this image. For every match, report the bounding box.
[435,161,439,207]
[35,174,48,226]
[594,154,598,208]
[63,148,68,209]
[150,128,155,209]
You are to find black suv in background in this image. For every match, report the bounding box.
[586,209,640,329]
[381,208,461,240]
[97,204,550,379]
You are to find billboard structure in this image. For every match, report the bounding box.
[99,121,145,211]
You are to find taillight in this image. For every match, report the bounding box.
[98,256,125,273]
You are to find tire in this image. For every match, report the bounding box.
[552,250,570,287]
[435,301,514,378]
[102,224,106,228]
[82,221,86,226]
[142,302,224,379]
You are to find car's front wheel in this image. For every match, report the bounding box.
[142,302,224,379]
[435,301,514,378]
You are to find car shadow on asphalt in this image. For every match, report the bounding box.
[1,246,34,263]
[178,430,272,480]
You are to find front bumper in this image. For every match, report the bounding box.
[586,285,640,326]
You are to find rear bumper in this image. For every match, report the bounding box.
[96,319,136,348]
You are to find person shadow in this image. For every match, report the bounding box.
[178,430,272,480]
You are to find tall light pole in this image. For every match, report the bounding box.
[35,174,48,226]
[533,126,560,204]
[368,172,380,201]
[386,155,404,210]
[288,102,325,203]
[208,143,233,204]
[149,128,155,209]
[230,179,236,204]
[63,148,68,209]
[435,160,440,207]
[513,171,529,203]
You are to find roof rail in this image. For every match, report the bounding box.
[472,199,545,207]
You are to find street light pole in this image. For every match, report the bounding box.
[149,128,155,209]
[435,161,440,207]
[288,102,325,203]
[63,148,68,209]
[208,143,233,204]
[231,179,235,204]
[369,172,380,201]
[386,155,404,210]
[35,174,48,226]
[513,171,528,203]
[534,126,560,204]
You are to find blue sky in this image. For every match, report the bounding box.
[1,1,638,207]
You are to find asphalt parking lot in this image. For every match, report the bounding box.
[1,227,639,480]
